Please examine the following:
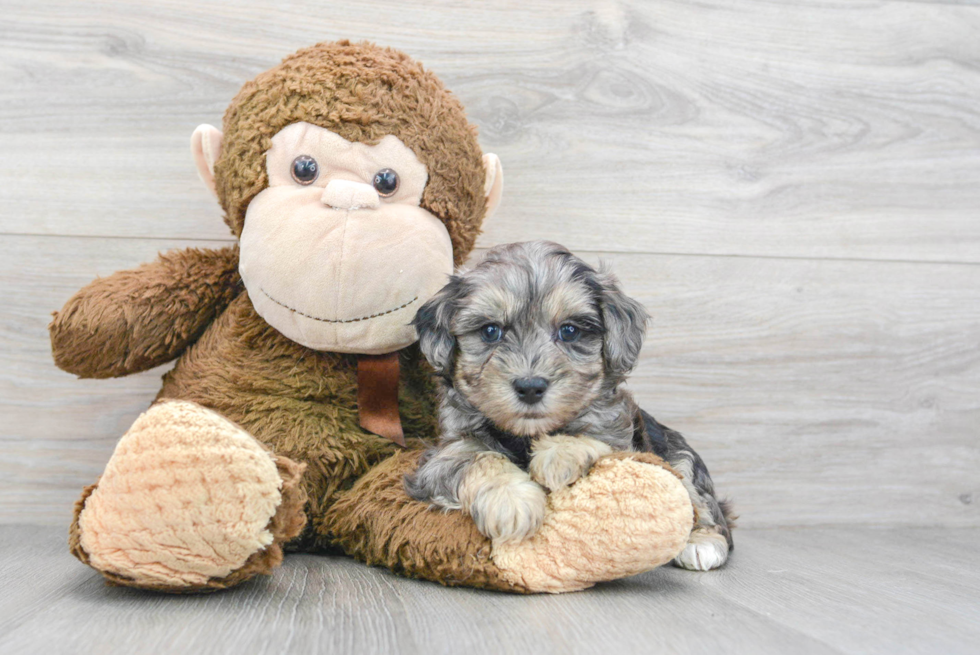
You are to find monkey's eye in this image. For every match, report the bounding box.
[291,155,319,185]
[480,324,503,343]
[558,324,581,343]
[373,168,399,197]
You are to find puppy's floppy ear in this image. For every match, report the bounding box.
[412,275,466,377]
[596,267,649,378]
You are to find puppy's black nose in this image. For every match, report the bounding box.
[513,377,548,405]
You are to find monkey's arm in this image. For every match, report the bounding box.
[50,245,242,378]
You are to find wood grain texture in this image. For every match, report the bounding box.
[1,2,979,528]
[1,525,978,655]
[1,0,979,262]
[3,237,978,528]
[3,1,979,650]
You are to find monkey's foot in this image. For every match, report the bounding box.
[70,400,307,592]
[492,452,694,593]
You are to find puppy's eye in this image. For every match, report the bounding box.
[480,324,503,343]
[291,155,319,185]
[558,324,581,343]
[373,168,399,197]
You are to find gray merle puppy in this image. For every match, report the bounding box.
[405,241,734,571]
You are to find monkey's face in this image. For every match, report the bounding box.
[193,42,505,354]
[238,122,455,354]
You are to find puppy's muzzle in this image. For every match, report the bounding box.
[513,377,549,405]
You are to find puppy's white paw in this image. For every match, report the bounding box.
[470,479,547,543]
[672,529,730,571]
[459,454,547,543]
[529,434,613,491]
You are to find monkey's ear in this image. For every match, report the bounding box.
[597,269,649,379]
[482,153,504,220]
[412,276,466,377]
[191,124,223,198]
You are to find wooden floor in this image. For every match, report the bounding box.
[1,525,977,655]
[2,0,979,652]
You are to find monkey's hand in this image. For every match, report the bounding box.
[50,245,241,378]
[529,434,614,492]
[459,453,547,543]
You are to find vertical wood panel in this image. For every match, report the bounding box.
[1,0,978,529]
[2,238,978,528]
[1,0,978,261]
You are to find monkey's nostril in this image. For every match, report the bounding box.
[513,377,548,405]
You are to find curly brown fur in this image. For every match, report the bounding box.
[154,293,441,550]
[323,449,530,592]
[407,242,734,562]
[50,245,242,378]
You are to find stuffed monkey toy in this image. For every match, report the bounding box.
[50,41,694,594]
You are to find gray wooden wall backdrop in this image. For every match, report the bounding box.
[1,0,978,529]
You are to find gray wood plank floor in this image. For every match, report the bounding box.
[1,525,977,655]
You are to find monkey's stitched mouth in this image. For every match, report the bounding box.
[259,288,418,324]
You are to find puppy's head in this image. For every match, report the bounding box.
[412,241,648,437]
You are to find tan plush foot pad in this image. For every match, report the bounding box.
[71,400,306,591]
[492,452,695,593]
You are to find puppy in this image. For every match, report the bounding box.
[405,241,734,571]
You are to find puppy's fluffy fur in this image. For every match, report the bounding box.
[405,241,734,570]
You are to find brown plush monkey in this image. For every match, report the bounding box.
[50,41,694,594]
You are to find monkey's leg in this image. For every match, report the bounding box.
[323,450,694,593]
[69,400,307,592]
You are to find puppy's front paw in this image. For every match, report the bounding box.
[529,434,614,491]
[471,480,548,544]
[459,454,547,543]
